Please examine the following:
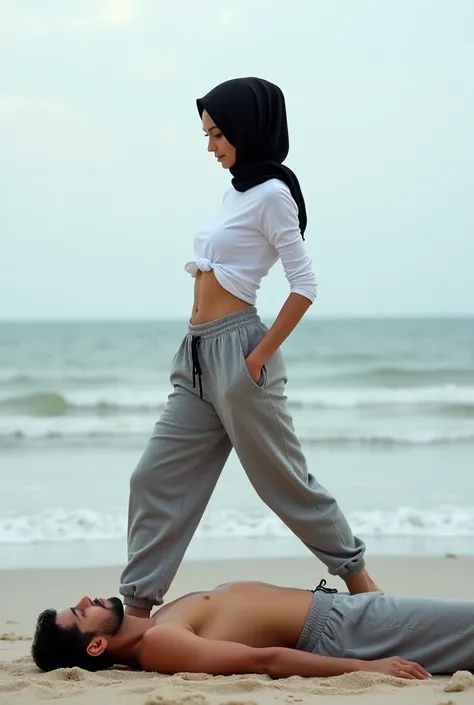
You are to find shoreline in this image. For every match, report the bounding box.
[1,534,473,572]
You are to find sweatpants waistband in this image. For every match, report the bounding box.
[296,591,336,653]
[187,306,261,340]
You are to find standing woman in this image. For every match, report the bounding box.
[120,77,379,617]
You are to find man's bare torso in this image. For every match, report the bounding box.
[148,581,314,648]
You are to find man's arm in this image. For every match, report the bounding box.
[138,626,429,679]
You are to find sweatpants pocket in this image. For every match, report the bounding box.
[237,328,267,389]
[242,357,267,388]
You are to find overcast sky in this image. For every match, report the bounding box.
[1,0,473,320]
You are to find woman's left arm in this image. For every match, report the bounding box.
[245,183,317,381]
[246,293,311,378]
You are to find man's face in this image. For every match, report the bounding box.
[56,596,124,637]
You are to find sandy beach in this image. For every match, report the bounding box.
[1,555,474,704]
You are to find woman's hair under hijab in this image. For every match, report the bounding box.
[31,608,115,672]
[196,76,308,239]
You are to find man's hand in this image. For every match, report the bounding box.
[362,657,431,680]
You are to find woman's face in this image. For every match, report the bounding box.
[202,109,236,169]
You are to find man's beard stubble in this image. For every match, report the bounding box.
[98,596,124,636]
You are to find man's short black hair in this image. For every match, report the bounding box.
[31,609,115,672]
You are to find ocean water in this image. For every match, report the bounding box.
[1,317,474,571]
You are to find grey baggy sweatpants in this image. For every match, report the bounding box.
[119,307,366,610]
[297,588,474,674]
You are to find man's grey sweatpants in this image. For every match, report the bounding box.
[119,307,366,610]
[297,589,474,674]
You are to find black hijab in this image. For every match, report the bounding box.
[196,77,307,238]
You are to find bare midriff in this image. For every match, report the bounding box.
[151,581,314,649]
[190,270,251,325]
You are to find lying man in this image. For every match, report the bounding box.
[31,579,474,679]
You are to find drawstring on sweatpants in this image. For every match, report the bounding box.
[312,579,338,594]
[191,335,203,399]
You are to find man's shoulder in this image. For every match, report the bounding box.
[137,624,195,671]
[141,623,192,649]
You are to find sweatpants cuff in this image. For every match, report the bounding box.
[123,595,157,611]
[334,558,366,580]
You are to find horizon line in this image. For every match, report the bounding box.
[2,312,474,324]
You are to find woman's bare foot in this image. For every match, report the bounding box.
[345,569,381,595]
[125,606,151,618]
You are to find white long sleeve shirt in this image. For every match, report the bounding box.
[185,179,317,305]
